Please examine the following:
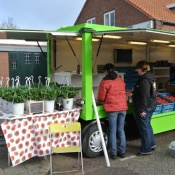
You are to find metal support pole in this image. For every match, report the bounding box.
[92,92,110,167]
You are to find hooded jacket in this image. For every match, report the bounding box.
[98,71,128,112]
[132,71,157,113]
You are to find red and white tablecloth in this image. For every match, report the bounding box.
[0,108,81,166]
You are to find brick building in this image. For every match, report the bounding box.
[0,31,47,86]
[0,43,47,86]
[75,0,175,32]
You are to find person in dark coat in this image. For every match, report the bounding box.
[98,63,128,159]
[132,61,157,156]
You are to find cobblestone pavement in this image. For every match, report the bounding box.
[47,130,175,175]
[0,144,49,175]
[0,130,175,175]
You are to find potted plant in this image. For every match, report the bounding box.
[40,86,58,112]
[23,87,40,112]
[11,87,25,115]
[61,86,79,110]
[4,87,15,112]
[0,87,9,111]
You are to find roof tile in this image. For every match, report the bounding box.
[127,0,175,23]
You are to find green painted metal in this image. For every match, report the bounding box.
[127,102,135,115]
[55,23,175,133]
[57,23,127,32]
[80,30,93,120]
[57,23,175,35]
[127,102,175,134]
[151,111,175,134]
[47,40,52,78]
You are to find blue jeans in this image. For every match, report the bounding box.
[107,111,126,156]
[135,106,156,153]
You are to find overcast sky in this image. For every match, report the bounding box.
[0,0,86,31]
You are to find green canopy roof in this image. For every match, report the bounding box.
[57,23,128,32]
[57,23,175,35]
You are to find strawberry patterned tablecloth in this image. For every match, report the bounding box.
[0,108,81,166]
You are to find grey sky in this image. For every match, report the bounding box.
[0,0,86,30]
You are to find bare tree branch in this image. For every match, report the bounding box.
[0,17,19,29]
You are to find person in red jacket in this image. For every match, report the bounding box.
[98,63,128,159]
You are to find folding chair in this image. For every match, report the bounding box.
[49,122,84,175]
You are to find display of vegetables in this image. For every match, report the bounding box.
[163,95,175,102]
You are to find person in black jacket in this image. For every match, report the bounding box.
[132,61,157,156]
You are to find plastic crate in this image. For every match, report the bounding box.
[152,103,162,115]
[156,95,174,113]
[170,81,175,86]
[160,94,175,111]
[130,82,136,88]
[130,77,139,81]
[115,68,129,73]
[161,103,174,111]
[158,92,171,97]
[124,76,129,82]
[162,108,173,113]
[129,67,137,74]
[155,104,162,112]
[152,111,161,115]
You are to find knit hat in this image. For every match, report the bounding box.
[104,63,115,72]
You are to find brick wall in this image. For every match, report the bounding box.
[0,32,7,39]
[75,0,150,27]
[0,52,9,86]
[154,20,163,30]
[76,0,175,31]
[154,20,175,31]
[162,24,175,32]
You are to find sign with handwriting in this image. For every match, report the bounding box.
[29,101,44,114]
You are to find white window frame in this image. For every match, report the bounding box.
[34,53,41,64]
[87,17,96,24]
[104,10,115,26]
[25,53,31,64]
[11,60,17,69]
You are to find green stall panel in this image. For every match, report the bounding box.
[151,111,175,134]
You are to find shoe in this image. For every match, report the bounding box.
[111,155,117,160]
[117,152,125,158]
[151,145,156,151]
[136,152,152,156]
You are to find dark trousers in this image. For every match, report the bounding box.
[135,106,156,153]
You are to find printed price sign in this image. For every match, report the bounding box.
[29,101,44,114]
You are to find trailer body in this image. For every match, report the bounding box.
[49,23,175,157]
[1,23,175,157]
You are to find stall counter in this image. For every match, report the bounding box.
[127,102,175,134]
[0,108,81,166]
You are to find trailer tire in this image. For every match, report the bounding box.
[82,123,108,158]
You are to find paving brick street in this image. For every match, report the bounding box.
[0,130,175,175]
[48,130,175,175]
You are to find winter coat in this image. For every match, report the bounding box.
[98,71,128,112]
[132,71,157,113]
